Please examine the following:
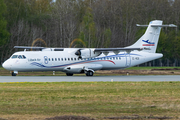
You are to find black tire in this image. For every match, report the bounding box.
[12,72,17,76]
[66,73,73,76]
[86,71,93,76]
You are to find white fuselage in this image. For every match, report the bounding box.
[3,20,176,76]
[2,48,163,73]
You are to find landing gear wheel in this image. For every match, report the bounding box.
[86,71,94,76]
[66,73,73,76]
[11,72,17,76]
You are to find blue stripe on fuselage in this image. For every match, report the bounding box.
[30,53,141,68]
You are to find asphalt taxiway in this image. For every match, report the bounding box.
[0,75,180,82]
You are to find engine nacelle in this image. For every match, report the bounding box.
[63,65,83,73]
[75,49,101,58]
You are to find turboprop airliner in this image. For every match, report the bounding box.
[2,20,177,76]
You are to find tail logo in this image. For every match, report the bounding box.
[142,40,155,46]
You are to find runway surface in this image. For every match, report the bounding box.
[0,75,180,82]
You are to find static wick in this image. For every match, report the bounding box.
[111,79,113,82]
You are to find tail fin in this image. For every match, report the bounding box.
[127,20,176,53]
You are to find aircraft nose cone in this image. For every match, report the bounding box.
[2,61,7,69]
[2,60,11,70]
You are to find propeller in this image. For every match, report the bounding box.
[31,38,47,51]
[75,49,82,59]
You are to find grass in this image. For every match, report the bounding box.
[0,82,180,119]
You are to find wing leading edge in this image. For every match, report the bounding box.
[94,48,142,51]
[14,46,45,50]
[14,46,64,51]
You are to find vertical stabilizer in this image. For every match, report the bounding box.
[127,20,163,53]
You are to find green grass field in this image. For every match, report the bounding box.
[0,82,180,119]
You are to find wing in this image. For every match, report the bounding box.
[14,46,45,50]
[14,46,64,51]
[94,48,142,51]
[94,47,143,55]
[14,46,142,58]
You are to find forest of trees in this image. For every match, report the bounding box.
[0,0,180,66]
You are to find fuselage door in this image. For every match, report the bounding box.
[125,53,131,67]
[44,56,48,64]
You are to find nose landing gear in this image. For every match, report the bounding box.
[11,71,18,76]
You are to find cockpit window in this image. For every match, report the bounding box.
[12,55,18,59]
[18,55,23,59]
[22,55,26,59]
[11,55,26,59]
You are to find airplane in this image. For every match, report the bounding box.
[2,20,177,76]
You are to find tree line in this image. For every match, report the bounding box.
[0,0,180,66]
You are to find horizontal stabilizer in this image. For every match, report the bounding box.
[151,24,177,27]
[136,24,177,27]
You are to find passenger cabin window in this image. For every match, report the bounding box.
[52,58,54,61]
[58,58,60,61]
[49,58,51,61]
[61,58,63,61]
[55,58,57,61]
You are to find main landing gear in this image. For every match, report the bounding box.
[66,73,74,76]
[86,71,94,76]
[66,70,94,76]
